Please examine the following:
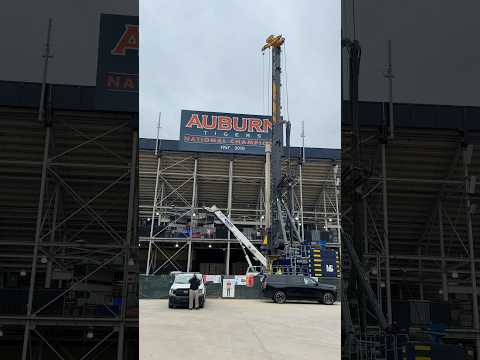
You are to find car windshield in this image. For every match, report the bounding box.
[174,273,201,284]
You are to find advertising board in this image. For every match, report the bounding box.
[179,110,272,155]
[95,14,138,112]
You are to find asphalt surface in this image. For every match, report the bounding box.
[140,298,340,360]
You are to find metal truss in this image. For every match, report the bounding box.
[141,142,342,276]
[0,108,138,359]
[342,123,480,357]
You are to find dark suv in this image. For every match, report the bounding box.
[261,274,337,305]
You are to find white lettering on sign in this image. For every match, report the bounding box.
[326,264,334,273]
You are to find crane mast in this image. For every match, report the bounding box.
[206,35,300,275]
[262,35,287,266]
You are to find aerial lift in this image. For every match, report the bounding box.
[204,205,266,274]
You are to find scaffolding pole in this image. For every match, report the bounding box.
[463,145,480,360]
[385,40,394,139]
[418,247,424,300]
[333,164,341,246]
[22,19,53,360]
[438,200,448,301]
[298,163,305,242]
[45,184,60,288]
[226,159,233,275]
[146,114,163,275]
[381,142,392,325]
[146,156,161,275]
[323,187,328,229]
[23,126,51,360]
[187,158,198,272]
[117,129,137,360]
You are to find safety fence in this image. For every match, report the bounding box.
[139,275,341,300]
[139,275,263,299]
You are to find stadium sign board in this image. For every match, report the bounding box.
[179,110,272,155]
[95,14,138,112]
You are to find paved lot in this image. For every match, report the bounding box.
[140,298,340,360]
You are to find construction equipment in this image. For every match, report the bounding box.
[202,35,339,279]
[262,35,306,271]
[204,205,267,268]
[204,35,291,274]
[262,34,303,264]
[204,35,291,275]
[262,34,286,263]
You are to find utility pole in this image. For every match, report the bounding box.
[301,120,306,163]
[262,35,286,267]
[384,40,394,140]
[155,112,162,154]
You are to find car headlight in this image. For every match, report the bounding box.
[169,289,174,295]
[198,288,204,295]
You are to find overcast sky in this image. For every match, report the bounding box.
[140,0,341,148]
[342,0,480,106]
[0,1,136,85]
[2,1,479,135]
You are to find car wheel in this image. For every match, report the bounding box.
[273,291,286,304]
[168,302,174,309]
[200,298,205,308]
[321,292,335,305]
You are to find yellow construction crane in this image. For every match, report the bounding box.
[261,34,285,51]
[261,34,288,273]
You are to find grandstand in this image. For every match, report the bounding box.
[0,81,138,358]
[138,137,341,277]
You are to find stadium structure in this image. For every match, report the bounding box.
[138,137,342,278]
[0,81,138,359]
[342,100,480,359]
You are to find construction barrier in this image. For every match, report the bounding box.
[139,275,341,300]
[139,275,171,299]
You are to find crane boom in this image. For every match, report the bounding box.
[204,205,267,268]
[239,244,254,268]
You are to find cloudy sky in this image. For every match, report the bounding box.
[0,1,137,85]
[140,0,341,148]
[342,0,480,107]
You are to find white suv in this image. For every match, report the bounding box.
[168,273,205,308]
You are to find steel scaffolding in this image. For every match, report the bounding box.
[139,140,341,276]
[0,98,138,358]
[342,116,480,358]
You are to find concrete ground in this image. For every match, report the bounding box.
[140,298,340,360]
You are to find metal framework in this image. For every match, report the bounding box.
[342,108,480,358]
[139,139,341,276]
[0,96,138,358]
